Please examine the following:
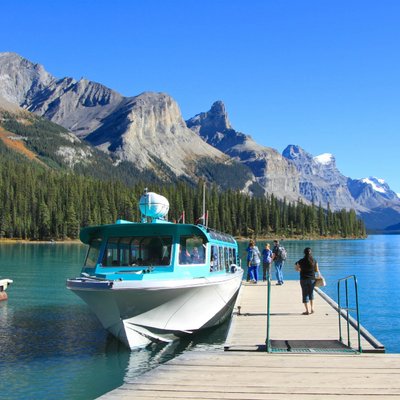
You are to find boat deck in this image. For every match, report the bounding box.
[98,280,400,399]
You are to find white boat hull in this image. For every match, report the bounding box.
[67,270,243,349]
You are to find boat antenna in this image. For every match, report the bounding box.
[202,182,206,223]
[141,188,149,223]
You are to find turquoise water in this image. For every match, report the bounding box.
[0,235,399,399]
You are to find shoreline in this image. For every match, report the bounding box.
[235,235,367,242]
[0,235,367,244]
[0,238,81,244]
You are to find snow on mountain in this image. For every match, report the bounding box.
[361,177,388,194]
[283,145,363,211]
[313,153,334,165]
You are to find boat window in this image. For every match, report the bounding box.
[229,248,235,265]
[218,246,224,271]
[84,238,102,267]
[210,245,218,271]
[102,236,172,267]
[179,235,206,265]
[224,247,230,271]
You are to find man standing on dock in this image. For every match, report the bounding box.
[272,240,286,285]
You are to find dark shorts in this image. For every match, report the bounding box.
[300,279,316,303]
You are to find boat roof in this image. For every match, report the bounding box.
[80,221,236,245]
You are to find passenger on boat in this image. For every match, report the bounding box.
[210,254,215,271]
[190,247,203,263]
[179,246,191,264]
[210,246,219,271]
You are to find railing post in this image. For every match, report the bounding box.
[354,277,362,353]
[266,276,271,352]
[337,275,362,353]
[345,279,351,347]
[338,280,343,343]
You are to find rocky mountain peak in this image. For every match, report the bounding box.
[186,100,232,139]
[86,91,228,177]
[283,145,338,177]
[283,144,362,211]
[209,100,231,128]
[0,52,54,105]
[282,144,309,161]
[187,104,301,201]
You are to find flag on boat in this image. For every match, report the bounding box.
[177,211,185,223]
[195,212,208,224]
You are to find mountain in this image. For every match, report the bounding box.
[0,52,53,105]
[0,95,165,185]
[348,177,400,207]
[1,52,399,231]
[347,177,400,231]
[282,145,364,211]
[0,52,251,188]
[186,101,301,201]
[282,145,400,231]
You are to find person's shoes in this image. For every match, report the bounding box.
[302,311,309,315]
[310,310,314,314]
[275,282,282,285]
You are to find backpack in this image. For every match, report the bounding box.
[278,246,287,261]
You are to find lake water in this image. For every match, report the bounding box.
[0,234,399,399]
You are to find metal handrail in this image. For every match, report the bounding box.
[337,275,362,353]
[266,276,272,352]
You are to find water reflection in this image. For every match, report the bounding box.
[122,319,231,384]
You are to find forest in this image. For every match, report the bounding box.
[0,143,366,241]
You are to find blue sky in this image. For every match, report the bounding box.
[1,1,400,192]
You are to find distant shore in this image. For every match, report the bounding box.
[236,235,367,242]
[0,235,366,244]
[0,238,81,244]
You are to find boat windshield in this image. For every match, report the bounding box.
[101,236,173,267]
[84,238,102,268]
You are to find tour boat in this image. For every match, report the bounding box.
[67,191,243,349]
[0,278,13,301]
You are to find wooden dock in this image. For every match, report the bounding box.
[98,280,400,399]
[225,281,384,353]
